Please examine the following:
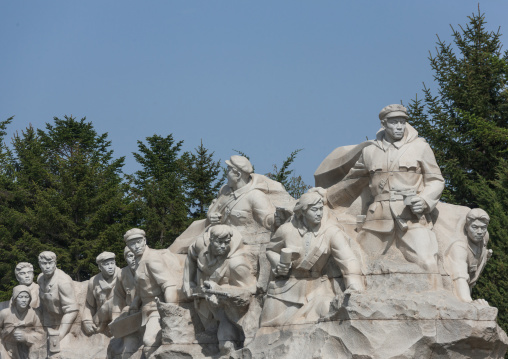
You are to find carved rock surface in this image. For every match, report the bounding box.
[243,290,508,359]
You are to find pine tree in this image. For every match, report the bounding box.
[407,8,508,205]
[266,149,311,198]
[183,140,222,219]
[0,116,130,299]
[128,134,189,248]
[406,9,508,332]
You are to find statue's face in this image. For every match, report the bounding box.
[99,259,117,278]
[16,292,31,310]
[126,237,146,257]
[304,201,324,227]
[466,219,488,244]
[210,235,231,257]
[16,268,34,286]
[383,117,406,141]
[226,166,240,187]
[39,259,56,276]
[125,251,136,270]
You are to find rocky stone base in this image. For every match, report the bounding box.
[242,290,508,359]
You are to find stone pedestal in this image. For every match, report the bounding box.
[243,290,508,359]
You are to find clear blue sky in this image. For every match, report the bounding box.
[1,1,508,186]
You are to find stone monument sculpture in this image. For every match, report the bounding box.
[37,251,79,357]
[0,285,44,359]
[444,208,492,304]
[1,104,506,359]
[260,189,363,328]
[109,247,141,359]
[172,156,294,288]
[244,104,508,358]
[326,104,445,279]
[82,252,119,336]
[14,263,39,309]
[123,228,182,358]
[184,224,257,355]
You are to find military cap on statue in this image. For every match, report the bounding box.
[379,104,409,121]
[123,228,146,242]
[225,155,254,174]
[96,252,116,264]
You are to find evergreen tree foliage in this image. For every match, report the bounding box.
[406,9,508,332]
[266,149,311,198]
[468,161,508,329]
[407,9,508,205]
[183,140,222,220]
[128,134,189,248]
[0,116,130,299]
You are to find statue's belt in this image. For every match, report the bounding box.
[374,189,417,203]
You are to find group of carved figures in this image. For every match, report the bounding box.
[0,105,493,358]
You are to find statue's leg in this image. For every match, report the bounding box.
[398,227,439,273]
[357,230,393,259]
[142,315,162,358]
[216,309,243,353]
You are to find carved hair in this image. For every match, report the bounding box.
[466,208,490,226]
[15,262,34,274]
[124,246,133,258]
[209,225,233,240]
[38,251,56,263]
[293,189,325,220]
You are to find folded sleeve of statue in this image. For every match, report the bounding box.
[147,254,176,292]
[251,191,276,230]
[59,280,79,314]
[418,142,445,212]
[329,227,361,275]
[445,241,470,281]
[266,225,288,255]
[82,279,95,321]
[327,154,370,209]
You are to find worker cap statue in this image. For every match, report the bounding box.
[96,251,116,264]
[378,104,409,121]
[225,155,254,174]
[124,228,146,242]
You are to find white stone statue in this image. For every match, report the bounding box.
[326,104,445,274]
[444,208,492,305]
[109,247,141,359]
[171,156,294,281]
[124,228,181,358]
[0,285,45,359]
[260,189,363,327]
[82,251,119,336]
[14,263,39,309]
[112,247,138,321]
[37,251,78,356]
[207,155,280,236]
[184,225,256,355]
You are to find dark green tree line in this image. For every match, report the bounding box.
[407,9,508,331]
[0,116,131,300]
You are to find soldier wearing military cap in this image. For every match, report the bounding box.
[207,155,280,240]
[82,251,120,336]
[182,155,292,298]
[37,251,79,354]
[123,228,182,358]
[327,104,445,278]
